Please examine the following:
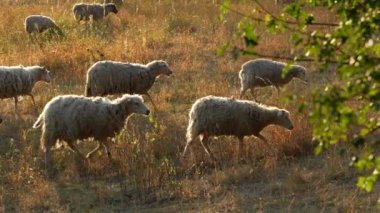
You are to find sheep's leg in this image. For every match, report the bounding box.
[145,93,158,111]
[27,93,36,107]
[86,142,101,159]
[275,86,280,99]
[44,149,50,171]
[239,88,248,99]
[181,138,195,159]
[14,96,18,112]
[100,140,112,159]
[237,136,244,161]
[200,135,216,161]
[41,139,55,172]
[250,88,259,102]
[255,133,276,155]
[66,141,86,159]
[43,146,52,171]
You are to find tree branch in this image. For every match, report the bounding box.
[218,2,309,35]
[252,0,339,27]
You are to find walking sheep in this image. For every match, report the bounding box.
[73,3,118,22]
[0,65,51,111]
[182,96,294,161]
[85,60,173,109]
[24,15,64,37]
[33,94,150,167]
[239,58,308,100]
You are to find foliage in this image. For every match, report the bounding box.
[219,0,380,195]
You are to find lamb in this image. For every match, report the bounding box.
[0,65,51,111]
[24,15,64,37]
[73,3,118,22]
[182,96,294,161]
[85,60,173,109]
[32,94,150,166]
[239,58,308,100]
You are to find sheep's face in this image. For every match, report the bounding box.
[106,4,118,14]
[294,66,308,83]
[38,67,51,83]
[156,61,173,76]
[275,110,294,130]
[125,96,150,115]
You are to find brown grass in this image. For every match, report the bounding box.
[0,0,377,211]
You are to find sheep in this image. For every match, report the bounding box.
[24,15,64,37]
[32,94,150,167]
[0,65,51,111]
[73,3,118,22]
[182,96,294,161]
[239,58,308,100]
[85,60,173,109]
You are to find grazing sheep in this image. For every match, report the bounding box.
[33,94,150,167]
[24,15,64,37]
[73,3,118,22]
[0,65,51,111]
[182,96,294,161]
[239,58,308,100]
[85,60,173,109]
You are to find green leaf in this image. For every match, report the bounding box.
[218,42,229,57]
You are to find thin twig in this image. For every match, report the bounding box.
[252,0,339,27]
[219,2,308,35]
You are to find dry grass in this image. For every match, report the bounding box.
[0,0,377,211]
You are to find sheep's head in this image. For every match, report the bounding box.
[105,3,118,14]
[292,65,308,84]
[275,109,294,130]
[119,95,150,116]
[34,66,51,83]
[149,60,173,76]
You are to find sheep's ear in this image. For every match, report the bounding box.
[277,110,282,118]
[277,110,287,118]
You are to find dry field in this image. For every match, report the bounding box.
[0,0,378,212]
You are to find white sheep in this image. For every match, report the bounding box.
[85,60,173,109]
[0,65,51,111]
[239,58,308,100]
[24,15,64,37]
[33,94,150,166]
[73,3,118,22]
[182,96,294,161]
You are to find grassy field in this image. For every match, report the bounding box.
[0,0,378,212]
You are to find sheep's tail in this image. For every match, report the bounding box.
[33,113,43,129]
